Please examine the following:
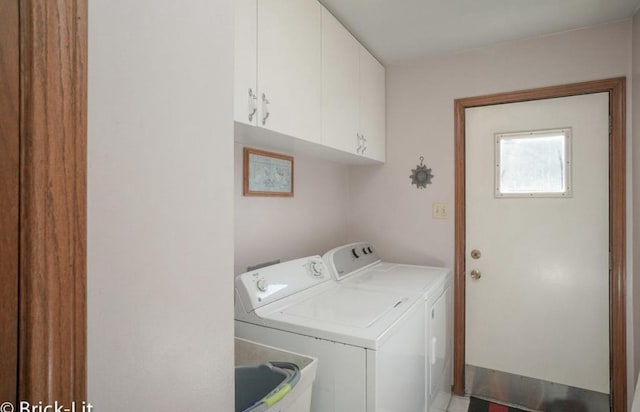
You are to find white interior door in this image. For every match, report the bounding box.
[465,93,610,396]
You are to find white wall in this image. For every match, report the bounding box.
[234,143,350,274]
[348,18,635,400]
[87,1,235,410]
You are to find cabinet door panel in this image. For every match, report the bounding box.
[321,7,359,153]
[258,0,321,143]
[359,47,385,161]
[234,0,257,125]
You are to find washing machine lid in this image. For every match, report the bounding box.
[280,286,406,328]
[254,283,421,349]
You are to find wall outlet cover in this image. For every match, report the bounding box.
[432,203,448,219]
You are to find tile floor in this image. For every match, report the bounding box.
[448,395,470,412]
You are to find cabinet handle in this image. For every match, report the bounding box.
[248,88,257,122]
[356,133,362,153]
[262,93,270,125]
[361,134,367,154]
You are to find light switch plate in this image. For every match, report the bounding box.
[432,203,448,219]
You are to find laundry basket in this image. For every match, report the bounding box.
[235,362,300,412]
[235,338,317,412]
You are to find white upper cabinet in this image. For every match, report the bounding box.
[321,7,386,162]
[321,7,359,154]
[234,0,321,142]
[234,0,385,163]
[257,0,322,143]
[358,46,386,162]
[234,0,258,126]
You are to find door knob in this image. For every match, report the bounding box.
[470,269,481,280]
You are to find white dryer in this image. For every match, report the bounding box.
[323,243,453,412]
[234,255,426,412]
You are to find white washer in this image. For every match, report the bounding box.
[323,242,453,412]
[234,255,426,412]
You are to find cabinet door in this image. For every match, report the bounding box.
[359,46,386,161]
[321,7,359,154]
[257,0,321,143]
[234,0,257,125]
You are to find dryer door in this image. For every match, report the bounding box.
[429,287,451,397]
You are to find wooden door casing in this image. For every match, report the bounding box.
[19,0,87,403]
[0,0,87,404]
[0,0,20,403]
[453,78,626,412]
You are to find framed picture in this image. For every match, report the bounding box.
[243,147,294,197]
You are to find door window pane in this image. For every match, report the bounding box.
[495,129,572,197]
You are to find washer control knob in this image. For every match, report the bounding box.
[352,248,360,258]
[310,261,324,277]
[256,279,268,292]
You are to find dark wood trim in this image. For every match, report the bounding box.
[453,77,626,412]
[19,0,87,403]
[453,94,466,396]
[609,78,627,412]
[0,0,20,404]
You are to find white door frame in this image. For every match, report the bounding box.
[452,77,627,412]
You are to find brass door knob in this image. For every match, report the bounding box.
[470,269,481,280]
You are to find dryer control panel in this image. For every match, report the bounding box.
[323,242,381,281]
[235,256,329,311]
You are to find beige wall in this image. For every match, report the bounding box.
[88,0,235,409]
[234,143,350,274]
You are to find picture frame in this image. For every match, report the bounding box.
[243,147,294,197]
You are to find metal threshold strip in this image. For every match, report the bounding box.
[465,365,609,412]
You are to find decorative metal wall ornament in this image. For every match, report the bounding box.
[410,156,434,189]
